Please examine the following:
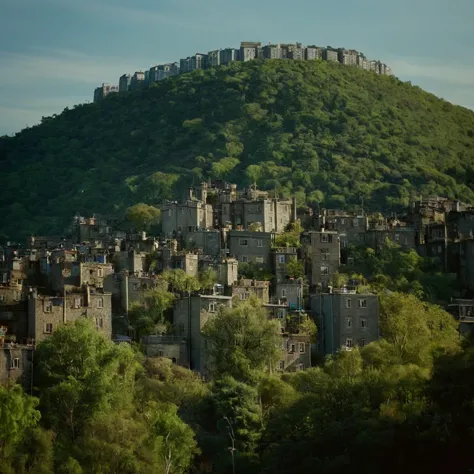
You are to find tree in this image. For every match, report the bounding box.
[148,402,199,474]
[285,258,305,279]
[379,292,460,366]
[125,203,161,230]
[0,385,41,468]
[199,268,217,293]
[35,319,139,441]
[162,269,201,295]
[203,296,282,380]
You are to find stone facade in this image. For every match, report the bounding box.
[275,280,304,309]
[316,210,367,248]
[0,344,33,387]
[27,291,112,343]
[277,334,311,372]
[142,335,188,365]
[311,292,379,355]
[172,294,232,373]
[305,231,340,287]
[231,279,270,303]
[227,231,273,268]
[271,247,298,283]
[182,230,221,256]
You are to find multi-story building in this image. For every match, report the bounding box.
[181,53,208,72]
[305,46,322,60]
[275,279,304,309]
[357,54,369,70]
[364,225,417,251]
[240,41,261,62]
[150,63,180,82]
[207,50,221,68]
[303,231,340,288]
[272,247,299,283]
[93,83,119,102]
[119,74,131,93]
[448,298,474,336]
[141,335,188,365]
[27,288,113,343]
[227,230,273,267]
[231,279,270,303]
[182,229,221,256]
[287,44,305,60]
[311,291,380,355]
[130,71,145,90]
[172,294,232,372]
[323,48,339,62]
[220,48,239,65]
[0,341,33,387]
[338,49,358,66]
[161,185,214,237]
[316,209,367,248]
[263,44,282,59]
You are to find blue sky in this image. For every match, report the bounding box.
[1,0,473,135]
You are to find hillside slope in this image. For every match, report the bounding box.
[1,59,474,239]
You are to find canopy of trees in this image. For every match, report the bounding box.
[1,59,474,239]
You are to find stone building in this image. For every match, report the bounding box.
[227,230,273,268]
[27,288,112,343]
[323,48,339,62]
[119,74,131,93]
[338,49,358,66]
[271,247,299,283]
[161,185,213,237]
[111,272,158,313]
[303,231,340,288]
[310,291,379,355]
[239,41,261,61]
[220,48,239,65]
[305,46,322,60]
[448,298,474,336]
[364,225,417,251]
[0,343,33,387]
[172,294,232,372]
[141,335,188,365]
[277,334,311,372]
[316,209,367,248]
[130,71,145,90]
[231,279,270,303]
[93,83,119,102]
[199,257,239,287]
[182,229,221,256]
[275,279,304,309]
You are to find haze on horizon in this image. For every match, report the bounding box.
[1,0,473,136]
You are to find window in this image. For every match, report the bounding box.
[320,234,329,243]
[346,317,352,328]
[0,295,5,302]
[438,245,442,254]
[239,239,248,246]
[340,218,345,225]
[360,318,368,328]
[347,257,354,266]
[360,339,367,347]
[159,350,164,357]
[97,298,104,309]
[133,283,140,290]
[345,338,353,350]
[208,302,216,312]
[395,234,400,242]
[181,208,185,215]
[299,343,305,353]
[320,265,329,275]
[321,253,327,261]
[358,299,367,308]
[277,309,285,319]
[346,298,352,308]
[11,358,20,369]
[97,268,103,277]
[239,292,250,300]
[256,256,264,264]
[290,343,296,353]
[278,360,285,370]
[241,256,249,263]
[45,323,53,334]
[74,298,81,309]
[44,300,52,313]
[281,289,287,297]
[320,248,329,253]
[299,363,305,371]
[353,219,359,227]
[257,239,263,247]
[278,255,285,264]
[96,317,103,328]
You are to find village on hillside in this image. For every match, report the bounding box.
[1,181,473,387]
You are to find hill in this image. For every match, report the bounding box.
[1,59,474,240]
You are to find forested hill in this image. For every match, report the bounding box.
[1,59,474,239]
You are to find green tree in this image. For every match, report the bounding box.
[125,203,161,230]
[199,268,217,293]
[285,258,305,279]
[203,296,282,381]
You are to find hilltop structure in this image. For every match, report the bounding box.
[93,41,392,101]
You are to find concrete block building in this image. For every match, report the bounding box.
[304,231,340,288]
[227,230,273,267]
[311,292,379,355]
[231,279,270,303]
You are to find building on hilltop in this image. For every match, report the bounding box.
[93,83,119,102]
[240,41,262,62]
[323,47,339,62]
[231,279,270,303]
[305,46,323,60]
[130,71,145,90]
[119,74,131,93]
[220,48,239,65]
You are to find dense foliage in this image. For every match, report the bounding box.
[1,60,474,239]
[3,295,474,473]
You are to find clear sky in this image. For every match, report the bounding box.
[1,0,473,136]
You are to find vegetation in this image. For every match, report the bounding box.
[1,59,474,239]
[3,294,474,473]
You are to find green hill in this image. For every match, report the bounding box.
[1,59,474,239]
